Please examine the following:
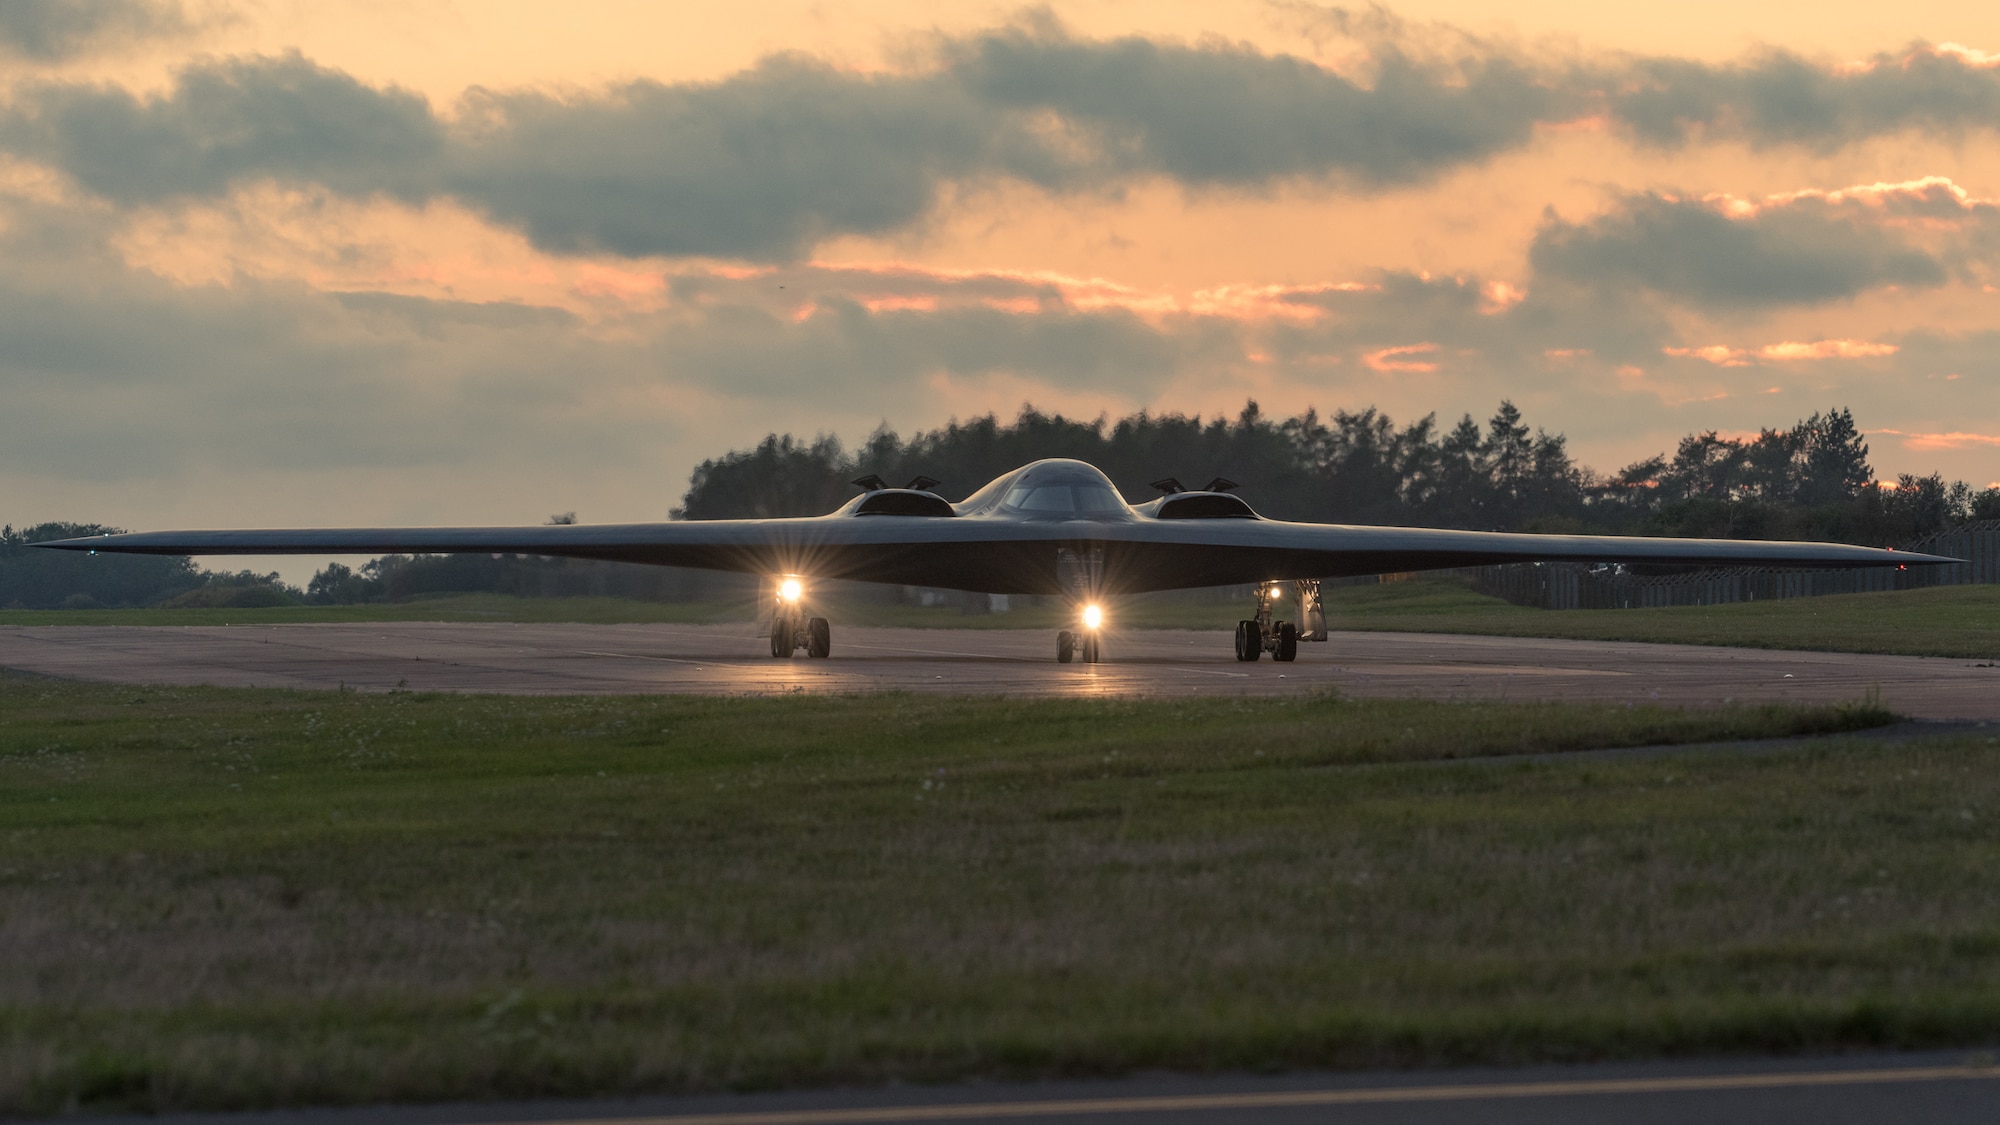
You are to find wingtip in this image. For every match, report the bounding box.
[29,536,111,552]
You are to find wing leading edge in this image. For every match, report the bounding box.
[35,513,1956,597]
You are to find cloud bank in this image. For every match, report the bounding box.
[7,23,2000,261]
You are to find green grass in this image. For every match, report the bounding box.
[1326,579,2000,660]
[12,675,1994,1115]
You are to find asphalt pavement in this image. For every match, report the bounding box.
[2,621,1996,718]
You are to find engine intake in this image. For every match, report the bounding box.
[854,489,956,517]
[1154,493,1257,519]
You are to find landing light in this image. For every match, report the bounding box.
[1081,604,1104,630]
[779,578,803,603]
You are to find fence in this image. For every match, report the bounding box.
[1458,521,2000,611]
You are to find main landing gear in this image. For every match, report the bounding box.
[1235,580,1313,662]
[768,576,830,658]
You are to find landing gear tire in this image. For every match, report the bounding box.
[770,615,792,658]
[1235,620,1263,662]
[1057,630,1076,664]
[807,617,831,659]
[1274,621,1298,662]
[1081,634,1101,664]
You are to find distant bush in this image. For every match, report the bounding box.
[304,553,747,606]
[159,585,302,609]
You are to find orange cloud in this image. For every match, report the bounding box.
[1929,43,2000,68]
[1706,176,1996,224]
[1189,282,1358,322]
[1664,339,1898,365]
[1363,343,1440,373]
[1480,280,1526,314]
[859,295,939,313]
[1877,430,2000,451]
[1758,339,1899,360]
[1663,345,1753,366]
[806,260,1373,323]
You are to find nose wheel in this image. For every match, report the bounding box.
[1055,547,1107,664]
[1057,629,1101,664]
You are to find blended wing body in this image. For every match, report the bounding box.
[38,458,1954,594]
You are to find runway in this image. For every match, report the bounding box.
[3,622,1996,718]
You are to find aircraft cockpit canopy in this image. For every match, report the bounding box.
[994,461,1132,519]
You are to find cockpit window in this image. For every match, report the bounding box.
[1002,484,1126,515]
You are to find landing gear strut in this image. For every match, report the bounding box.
[1056,546,1105,664]
[1235,581,1300,662]
[768,577,830,658]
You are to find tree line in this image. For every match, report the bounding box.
[675,402,2000,545]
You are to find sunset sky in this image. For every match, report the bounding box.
[4,0,1999,554]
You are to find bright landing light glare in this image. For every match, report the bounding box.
[1081,604,1104,630]
[779,578,803,603]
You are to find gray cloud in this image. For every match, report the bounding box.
[1529,193,1951,309]
[7,186,1998,534]
[1607,47,2000,149]
[0,196,1232,494]
[3,53,442,204]
[0,0,193,60]
[947,24,1556,186]
[656,294,1232,402]
[446,58,1068,259]
[6,24,2000,261]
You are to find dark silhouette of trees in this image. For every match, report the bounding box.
[674,402,1999,548]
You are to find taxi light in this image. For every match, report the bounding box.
[1081,603,1104,630]
[779,578,803,603]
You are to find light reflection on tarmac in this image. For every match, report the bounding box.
[2,622,1996,718]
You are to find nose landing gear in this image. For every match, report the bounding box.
[1055,546,1105,664]
[1056,626,1101,664]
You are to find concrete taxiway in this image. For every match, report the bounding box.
[2,622,1995,718]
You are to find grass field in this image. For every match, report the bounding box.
[12,674,1999,1114]
[1323,578,2000,660]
